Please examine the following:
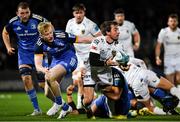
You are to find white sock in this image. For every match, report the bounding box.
[77,93,82,109]
[153,107,166,115]
[170,87,180,99]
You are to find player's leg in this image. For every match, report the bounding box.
[87,95,109,119]
[45,64,71,117]
[164,58,175,84]
[144,69,180,100]
[66,84,79,114]
[82,69,95,108]
[72,69,84,109]
[149,87,179,114]
[175,71,180,87]
[166,73,175,84]
[19,65,42,115]
[18,51,41,115]
[131,75,166,115]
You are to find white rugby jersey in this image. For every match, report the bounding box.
[123,63,142,85]
[90,36,124,85]
[117,20,138,57]
[65,17,101,58]
[90,36,124,61]
[158,27,180,56]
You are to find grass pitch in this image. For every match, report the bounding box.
[0,92,180,121]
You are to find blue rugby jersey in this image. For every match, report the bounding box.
[5,14,47,52]
[35,30,77,58]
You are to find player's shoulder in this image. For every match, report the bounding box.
[32,13,44,21]
[124,20,134,25]
[176,27,180,32]
[83,17,95,24]
[67,18,76,24]
[9,16,18,24]
[160,27,169,33]
[93,36,105,44]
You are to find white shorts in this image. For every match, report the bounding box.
[130,69,160,101]
[164,54,180,75]
[72,56,95,86]
[91,67,113,86]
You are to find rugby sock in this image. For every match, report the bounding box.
[27,88,40,111]
[152,88,166,98]
[55,96,62,105]
[153,107,166,115]
[62,103,69,111]
[77,93,82,109]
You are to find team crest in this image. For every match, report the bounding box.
[81,29,85,34]
[31,23,36,29]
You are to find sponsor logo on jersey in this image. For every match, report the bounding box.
[16,26,21,30]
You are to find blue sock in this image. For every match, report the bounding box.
[152,88,166,99]
[62,103,69,111]
[27,88,40,111]
[55,96,62,105]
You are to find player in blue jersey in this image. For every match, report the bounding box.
[86,67,130,119]
[2,2,47,116]
[34,22,93,119]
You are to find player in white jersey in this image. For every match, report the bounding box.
[113,53,180,115]
[65,3,102,109]
[89,21,123,88]
[114,8,140,57]
[156,14,180,88]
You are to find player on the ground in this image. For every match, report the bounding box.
[113,51,180,114]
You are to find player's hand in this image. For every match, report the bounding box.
[156,57,162,65]
[45,70,51,81]
[7,47,15,55]
[106,57,119,66]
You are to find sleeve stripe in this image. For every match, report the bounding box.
[75,36,78,43]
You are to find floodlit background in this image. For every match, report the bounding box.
[0,0,180,91]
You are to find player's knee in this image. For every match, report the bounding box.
[23,76,33,87]
[19,67,32,76]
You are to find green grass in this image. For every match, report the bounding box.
[0,92,180,121]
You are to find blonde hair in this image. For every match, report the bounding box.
[37,22,53,35]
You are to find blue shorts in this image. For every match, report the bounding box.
[18,50,35,67]
[50,50,77,75]
[94,95,130,117]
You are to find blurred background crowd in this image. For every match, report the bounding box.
[0,0,180,90]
